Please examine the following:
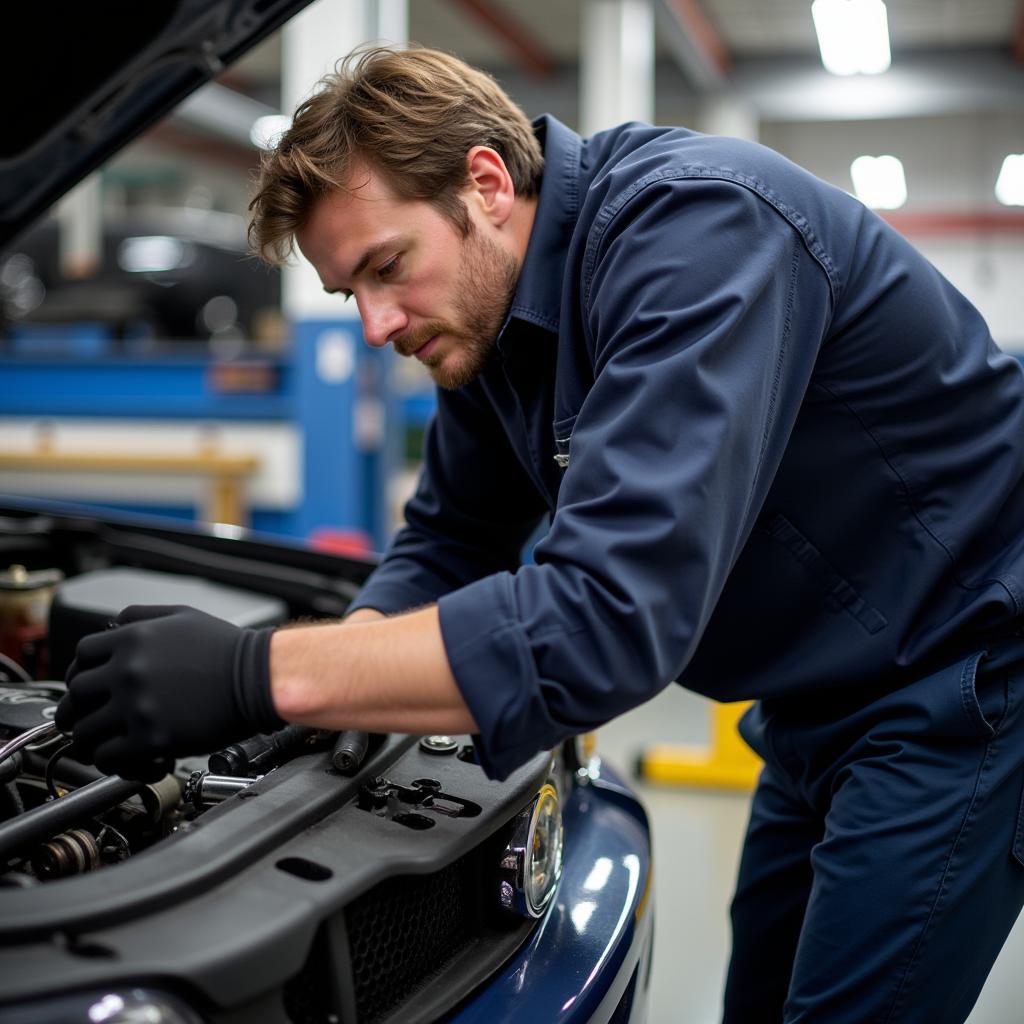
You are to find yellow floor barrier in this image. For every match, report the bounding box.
[635,700,762,791]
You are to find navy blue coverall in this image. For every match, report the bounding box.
[351,115,1024,1022]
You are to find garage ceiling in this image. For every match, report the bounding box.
[677,0,1019,54]
[402,0,1023,65]
[234,0,1024,85]
[157,0,1024,197]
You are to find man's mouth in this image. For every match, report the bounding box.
[412,335,441,361]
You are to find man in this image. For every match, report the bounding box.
[57,47,1024,1023]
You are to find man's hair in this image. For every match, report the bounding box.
[248,46,545,264]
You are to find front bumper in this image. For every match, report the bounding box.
[0,749,652,1024]
[449,758,654,1024]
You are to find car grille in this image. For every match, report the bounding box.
[283,844,532,1024]
[346,854,475,1023]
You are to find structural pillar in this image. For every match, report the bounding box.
[281,0,407,549]
[579,0,655,136]
[56,173,102,280]
[698,93,759,141]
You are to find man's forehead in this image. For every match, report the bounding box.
[298,176,397,262]
[331,157,405,206]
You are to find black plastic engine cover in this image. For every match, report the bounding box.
[0,686,56,735]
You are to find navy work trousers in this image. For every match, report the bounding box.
[722,638,1024,1023]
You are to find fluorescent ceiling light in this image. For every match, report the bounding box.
[850,155,907,209]
[812,0,891,76]
[995,154,1024,207]
[250,114,292,151]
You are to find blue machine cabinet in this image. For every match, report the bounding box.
[0,326,398,551]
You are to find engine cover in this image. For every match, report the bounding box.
[0,685,57,735]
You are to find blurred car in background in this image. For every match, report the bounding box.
[1,211,281,347]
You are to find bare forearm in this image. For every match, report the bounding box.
[269,605,478,735]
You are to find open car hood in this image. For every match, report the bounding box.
[2,0,314,249]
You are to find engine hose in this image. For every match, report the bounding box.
[0,723,62,767]
[0,775,144,864]
[0,782,23,822]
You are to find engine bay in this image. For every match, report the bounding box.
[0,505,584,1024]
[0,507,372,887]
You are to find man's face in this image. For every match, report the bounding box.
[296,166,519,390]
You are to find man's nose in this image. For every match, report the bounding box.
[358,296,407,348]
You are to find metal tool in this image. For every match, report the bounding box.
[184,771,260,807]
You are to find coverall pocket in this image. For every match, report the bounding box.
[955,648,1024,868]
[958,651,999,739]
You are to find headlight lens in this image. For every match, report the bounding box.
[498,782,563,918]
[3,987,205,1023]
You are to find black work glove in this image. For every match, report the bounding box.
[55,605,284,783]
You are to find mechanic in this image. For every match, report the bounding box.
[57,46,1024,1023]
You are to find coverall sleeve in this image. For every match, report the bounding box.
[437,176,834,779]
[349,379,550,615]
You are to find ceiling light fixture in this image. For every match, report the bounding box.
[850,155,907,209]
[812,0,891,76]
[995,155,1024,207]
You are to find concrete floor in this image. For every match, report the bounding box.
[597,685,1024,1024]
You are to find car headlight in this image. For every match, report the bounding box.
[497,782,563,918]
[2,987,205,1023]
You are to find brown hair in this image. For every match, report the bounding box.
[248,46,544,264]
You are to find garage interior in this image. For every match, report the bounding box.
[2,1,1024,1021]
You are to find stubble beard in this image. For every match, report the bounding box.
[400,225,519,391]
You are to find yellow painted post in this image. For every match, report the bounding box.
[635,700,762,791]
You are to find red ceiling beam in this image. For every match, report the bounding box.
[662,0,731,76]
[448,0,557,77]
[1013,0,1024,63]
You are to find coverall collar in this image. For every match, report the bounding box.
[502,115,582,344]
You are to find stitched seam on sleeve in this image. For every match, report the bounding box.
[581,167,840,314]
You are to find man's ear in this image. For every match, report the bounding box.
[464,146,515,227]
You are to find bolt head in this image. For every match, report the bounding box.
[419,735,458,755]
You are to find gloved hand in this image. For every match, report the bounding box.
[55,605,284,783]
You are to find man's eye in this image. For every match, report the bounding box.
[378,256,400,279]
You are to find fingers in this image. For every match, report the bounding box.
[67,703,123,764]
[92,737,174,783]
[115,604,191,625]
[72,606,187,671]
[54,691,77,734]
[71,631,116,672]
[55,664,113,734]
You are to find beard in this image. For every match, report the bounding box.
[393,223,519,390]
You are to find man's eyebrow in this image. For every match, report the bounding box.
[323,238,404,294]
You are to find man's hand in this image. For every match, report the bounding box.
[55,605,284,782]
